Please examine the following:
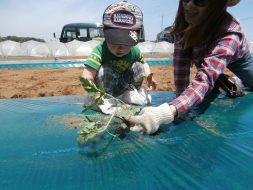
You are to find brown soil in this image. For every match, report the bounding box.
[0,56,232,99]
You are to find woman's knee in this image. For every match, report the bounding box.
[228,53,253,89]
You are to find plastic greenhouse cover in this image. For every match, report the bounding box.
[29,43,51,57]
[64,39,84,56]
[74,43,93,56]
[136,41,156,53]
[0,49,3,57]
[45,41,70,57]
[151,41,174,53]
[0,40,25,56]
[21,40,43,56]
[0,91,253,190]
[0,40,175,57]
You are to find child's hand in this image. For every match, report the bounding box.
[81,66,97,81]
[146,73,157,91]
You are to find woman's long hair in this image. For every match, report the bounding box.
[171,0,229,49]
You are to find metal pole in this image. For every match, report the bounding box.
[161,15,164,31]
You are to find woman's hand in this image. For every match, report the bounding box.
[127,103,176,134]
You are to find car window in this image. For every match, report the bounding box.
[89,28,103,38]
[79,28,88,38]
[63,28,76,38]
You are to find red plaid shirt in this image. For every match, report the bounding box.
[170,15,250,114]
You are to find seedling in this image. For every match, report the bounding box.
[78,77,141,145]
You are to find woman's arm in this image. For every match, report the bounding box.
[171,34,242,114]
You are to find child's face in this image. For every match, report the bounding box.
[107,43,132,57]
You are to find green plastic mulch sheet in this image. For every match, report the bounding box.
[0,91,253,190]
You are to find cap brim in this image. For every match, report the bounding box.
[227,0,240,6]
[104,28,138,46]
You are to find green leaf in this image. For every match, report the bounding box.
[82,94,105,113]
[82,102,98,113]
[78,76,140,146]
[98,84,105,94]
[80,77,99,93]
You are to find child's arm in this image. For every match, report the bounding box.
[143,62,151,77]
[81,66,97,81]
[143,62,157,91]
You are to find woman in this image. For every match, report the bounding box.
[128,0,253,134]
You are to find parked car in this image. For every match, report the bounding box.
[55,22,145,43]
[54,23,104,43]
[158,26,174,43]
[138,25,145,42]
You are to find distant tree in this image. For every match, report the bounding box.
[0,36,45,43]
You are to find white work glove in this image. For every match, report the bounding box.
[83,96,121,115]
[128,103,175,134]
[98,98,120,115]
[121,86,151,106]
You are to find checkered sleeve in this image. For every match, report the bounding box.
[173,40,192,96]
[171,33,242,114]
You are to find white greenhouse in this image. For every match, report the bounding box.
[0,39,175,58]
[0,40,25,57]
[45,41,70,57]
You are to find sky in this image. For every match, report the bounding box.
[0,0,252,42]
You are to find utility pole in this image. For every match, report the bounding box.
[161,15,164,31]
